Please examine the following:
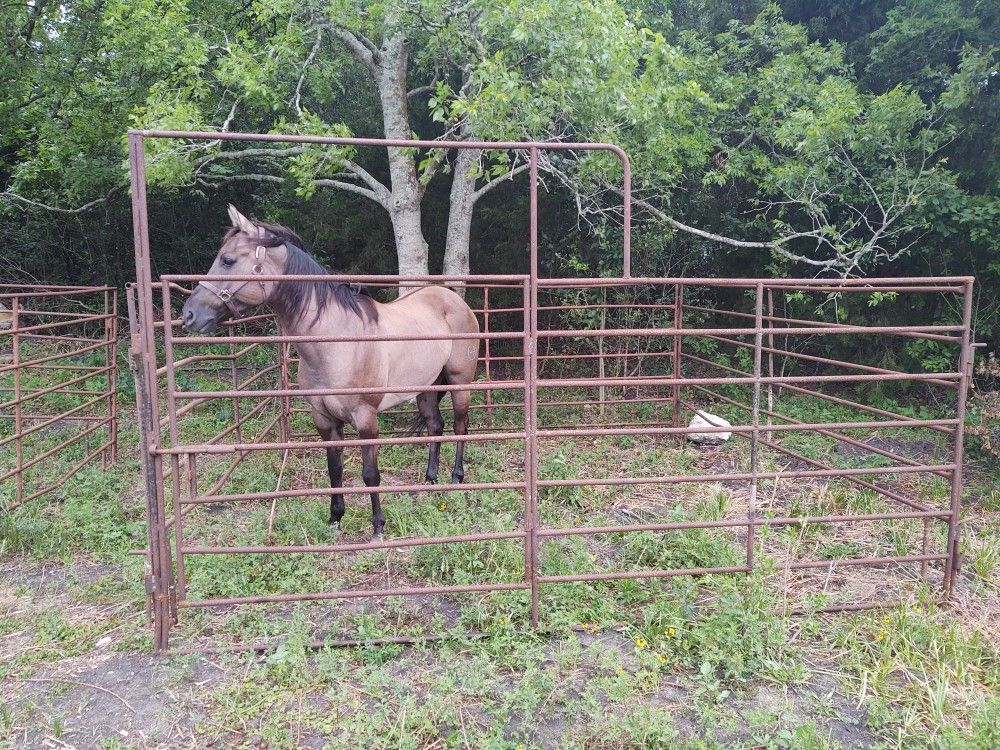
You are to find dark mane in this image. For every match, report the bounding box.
[228,220,376,324]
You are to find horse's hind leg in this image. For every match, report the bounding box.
[451,388,470,484]
[416,390,444,483]
[355,409,384,538]
[318,421,346,527]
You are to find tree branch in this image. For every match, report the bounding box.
[0,186,121,215]
[619,190,839,269]
[192,145,306,167]
[341,159,389,198]
[473,162,529,201]
[293,27,323,116]
[199,172,383,204]
[407,84,436,99]
[312,178,382,202]
[327,25,377,69]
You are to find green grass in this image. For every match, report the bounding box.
[1,352,998,749]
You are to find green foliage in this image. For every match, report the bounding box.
[1,0,998,347]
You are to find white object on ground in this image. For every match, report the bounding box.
[686,411,732,444]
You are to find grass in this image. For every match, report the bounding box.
[1,346,998,748]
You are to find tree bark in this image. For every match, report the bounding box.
[443,149,478,290]
[373,32,429,283]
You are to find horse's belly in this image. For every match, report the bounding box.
[378,392,417,411]
[376,339,451,411]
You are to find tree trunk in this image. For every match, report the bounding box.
[443,149,478,292]
[374,32,429,284]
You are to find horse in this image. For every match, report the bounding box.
[181,206,480,538]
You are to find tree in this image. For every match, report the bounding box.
[121,0,634,283]
[468,6,968,276]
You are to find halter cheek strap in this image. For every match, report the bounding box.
[198,245,267,320]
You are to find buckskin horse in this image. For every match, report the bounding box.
[181,206,479,538]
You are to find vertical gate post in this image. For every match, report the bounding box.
[598,288,606,417]
[527,147,541,626]
[943,280,975,599]
[109,290,120,465]
[766,289,775,444]
[747,283,764,575]
[160,281,187,605]
[230,328,243,443]
[279,334,291,442]
[671,284,683,431]
[483,287,493,427]
[126,286,173,652]
[128,132,175,652]
[11,297,23,507]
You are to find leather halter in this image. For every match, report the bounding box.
[198,244,267,320]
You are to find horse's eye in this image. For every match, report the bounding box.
[221,256,236,268]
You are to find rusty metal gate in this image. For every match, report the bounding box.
[1,284,118,509]
[127,131,974,653]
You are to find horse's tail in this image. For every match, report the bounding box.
[404,412,427,437]
[403,373,449,436]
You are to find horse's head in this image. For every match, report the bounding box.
[181,205,288,333]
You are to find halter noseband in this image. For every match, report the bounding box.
[198,244,268,320]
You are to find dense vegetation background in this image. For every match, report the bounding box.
[1,1,997,354]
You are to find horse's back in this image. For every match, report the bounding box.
[391,285,477,329]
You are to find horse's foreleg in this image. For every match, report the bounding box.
[318,422,345,527]
[356,412,384,538]
[416,391,444,483]
[451,389,470,484]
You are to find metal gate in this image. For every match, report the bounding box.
[1,284,118,509]
[127,131,974,653]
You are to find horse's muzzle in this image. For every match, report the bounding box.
[181,293,226,334]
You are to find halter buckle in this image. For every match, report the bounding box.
[217,288,232,302]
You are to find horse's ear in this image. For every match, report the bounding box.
[227,204,256,235]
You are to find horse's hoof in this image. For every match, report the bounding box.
[372,532,384,543]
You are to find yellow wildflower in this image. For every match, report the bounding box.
[667,627,676,637]
[635,637,647,649]
[656,653,666,664]
[438,501,448,511]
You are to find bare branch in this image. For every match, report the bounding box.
[326,25,377,69]
[407,84,436,99]
[473,162,529,201]
[0,187,120,215]
[199,172,383,204]
[192,145,306,167]
[190,145,390,202]
[293,27,323,116]
[341,159,389,198]
[611,189,839,269]
[312,178,382,202]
